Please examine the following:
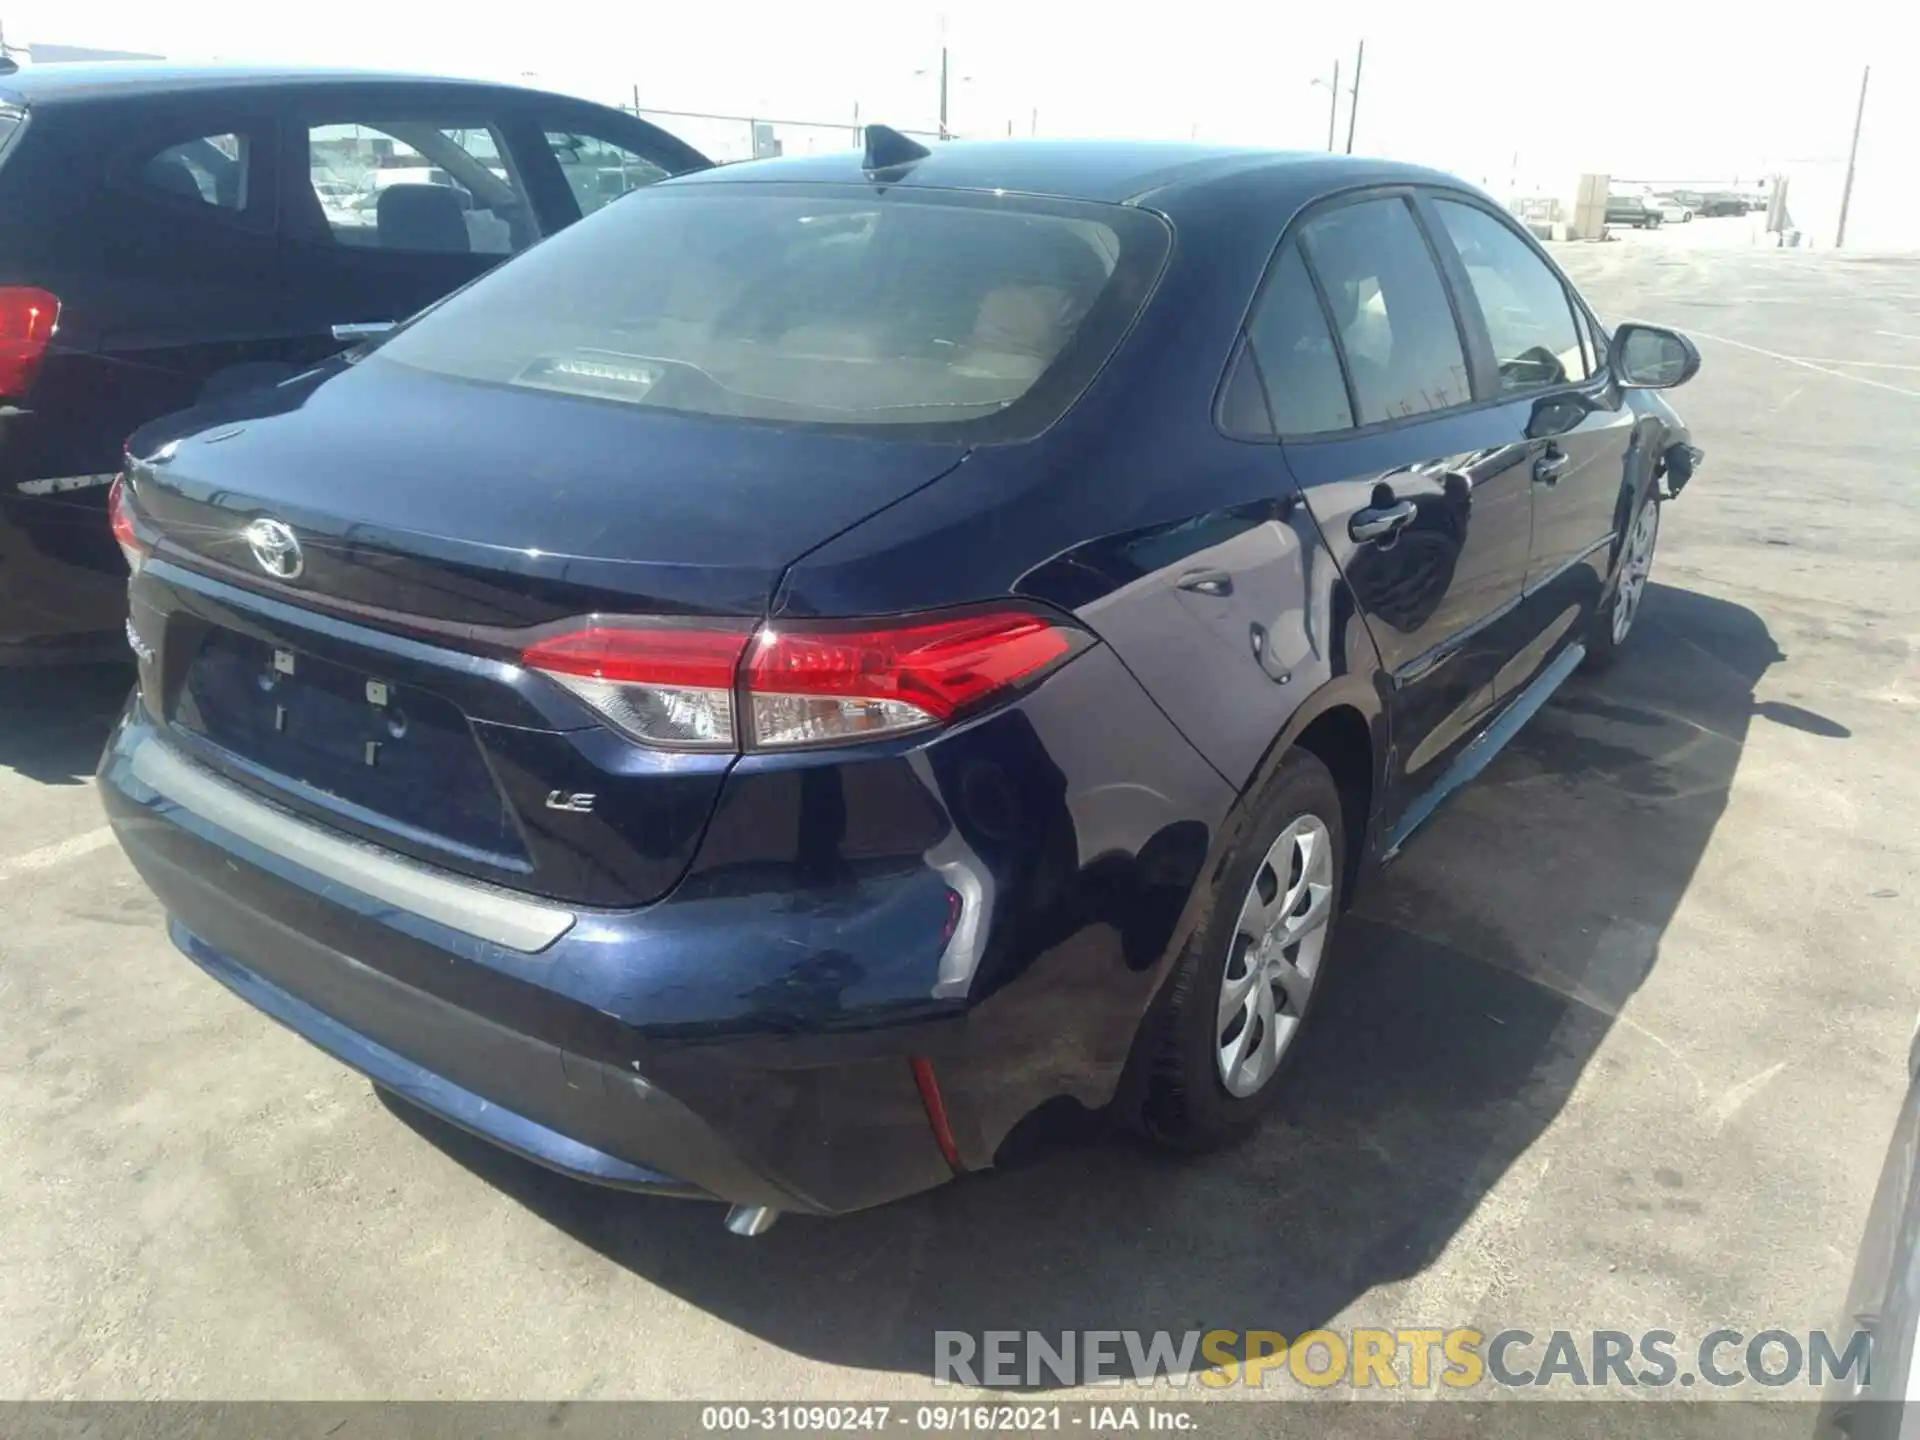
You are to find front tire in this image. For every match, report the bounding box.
[1138,749,1345,1151]
[1583,492,1660,672]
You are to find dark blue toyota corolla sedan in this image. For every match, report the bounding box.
[99,130,1702,1232]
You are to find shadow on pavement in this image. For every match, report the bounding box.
[387,579,1832,1382]
[0,661,133,784]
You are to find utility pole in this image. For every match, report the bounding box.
[1311,62,1340,152]
[1836,63,1870,249]
[1345,39,1365,154]
[1030,106,1038,137]
[937,44,949,139]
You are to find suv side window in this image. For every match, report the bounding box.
[1299,196,1471,424]
[543,129,670,217]
[1244,244,1353,435]
[1431,198,1590,394]
[298,120,537,255]
[137,132,252,213]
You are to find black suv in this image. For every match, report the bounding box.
[1603,192,1663,229]
[0,62,708,662]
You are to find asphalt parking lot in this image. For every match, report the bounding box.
[3,243,1917,1400]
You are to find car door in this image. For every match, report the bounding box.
[275,97,542,364]
[0,98,282,634]
[1271,192,1536,823]
[1422,193,1637,697]
[55,101,283,468]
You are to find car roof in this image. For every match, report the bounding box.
[0,61,549,107]
[669,138,1466,207]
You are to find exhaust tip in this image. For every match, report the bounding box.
[724,1204,780,1237]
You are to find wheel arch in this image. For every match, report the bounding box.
[1214,674,1389,911]
[1292,703,1376,905]
[1110,672,1388,1127]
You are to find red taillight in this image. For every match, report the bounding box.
[107,474,147,573]
[520,621,754,750]
[520,607,1080,752]
[0,286,60,398]
[746,610,1074,749]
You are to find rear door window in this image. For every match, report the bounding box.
[1244,244,1353,435]
[299,120,536,255]
[1298,197,1471,424]
[372,185,1171,441]
[542,130,670,218]
[138,132,251,212]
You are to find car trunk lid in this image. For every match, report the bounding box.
[123,360,969,907]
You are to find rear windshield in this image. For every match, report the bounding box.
[372,183,1170,440]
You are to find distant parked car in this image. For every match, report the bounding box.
[1605,192,1664,229]
[1652,194,1694,223]
[1697,191,1746,217]
[0,61,709,663]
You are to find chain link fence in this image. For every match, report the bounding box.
[627,106,948,164]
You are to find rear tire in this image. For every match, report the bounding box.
[1583,491,1660,673]
[1137,749,1346,1151]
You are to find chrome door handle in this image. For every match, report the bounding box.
[331,321,396,342]
[1176,568,1234,597]
[1533,447,1569,486]
[1349,499,1416,542]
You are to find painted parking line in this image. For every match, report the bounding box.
[1690,330,1920,399]
[0,826,117,882]
[1786,358,1920,371]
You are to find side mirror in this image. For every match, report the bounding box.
[1610,323,1700,389]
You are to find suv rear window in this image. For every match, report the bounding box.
[372,184,1170,439]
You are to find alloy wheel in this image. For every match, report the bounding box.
[1612,501,1660,644]
[1216,814,1334,1098]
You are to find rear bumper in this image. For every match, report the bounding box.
[169,921,718,1199]
[101,712,958,1215]
[99,626,1235,1214]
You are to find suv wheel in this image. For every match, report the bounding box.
[1138,749,1345,1150]
[1584,492,1659,671]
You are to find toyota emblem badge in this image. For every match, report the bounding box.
[244,518,303,580]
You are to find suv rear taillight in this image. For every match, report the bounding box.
[521,608,1084,752]
[107,474,148,573]
[0,286,59,398]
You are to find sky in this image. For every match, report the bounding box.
[6,0,1914,192]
